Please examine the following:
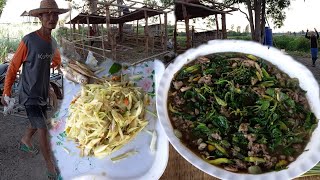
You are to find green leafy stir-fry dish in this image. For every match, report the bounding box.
[168,53,318,174]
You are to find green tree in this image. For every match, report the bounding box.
[224,0,291,43]
[0,0,6,16]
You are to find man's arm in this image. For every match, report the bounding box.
[315,28,319,39]
[305,30,310,39]
[2,41,28,97]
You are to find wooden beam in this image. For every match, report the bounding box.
[221,13,227,39]
[109,3,165,13]
[175,1,231,15]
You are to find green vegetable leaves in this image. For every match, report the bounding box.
[109,63,122,74]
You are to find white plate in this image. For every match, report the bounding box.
[49,59,169,180]
[156,40,320,180]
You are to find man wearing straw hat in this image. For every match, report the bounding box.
[305,28,319,67]
[1,0,69,179]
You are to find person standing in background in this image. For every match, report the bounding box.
[305,28,319,67]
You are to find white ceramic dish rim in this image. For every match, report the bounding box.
[156,40,320,180]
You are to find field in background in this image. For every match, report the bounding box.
[0,24,314,63]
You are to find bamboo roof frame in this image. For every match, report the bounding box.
[174,0,237,51]
[64,0,171,62]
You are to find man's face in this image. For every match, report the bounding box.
[39,12,59,30]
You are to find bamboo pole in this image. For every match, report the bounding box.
[164,13,168,51]
[131,51,170,66]
[74,42,111,52]
[74,46,106,58]
[144,10,149,57]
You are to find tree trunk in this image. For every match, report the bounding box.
[246,0,255,40]
[254,0,262,42]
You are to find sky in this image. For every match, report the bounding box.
[0,0,319,33]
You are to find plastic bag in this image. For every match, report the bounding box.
[85,51,98,69]
[3,95,15,116]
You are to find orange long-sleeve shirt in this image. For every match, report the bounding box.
[2,34,61,97]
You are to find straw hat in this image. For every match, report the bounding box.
[29,0,70,17]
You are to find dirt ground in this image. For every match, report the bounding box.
[0,56,319,180]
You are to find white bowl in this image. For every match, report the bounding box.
[156,40,320,180]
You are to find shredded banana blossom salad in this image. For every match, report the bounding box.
[65,81,149,158]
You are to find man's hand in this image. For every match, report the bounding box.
[1,96,8,106]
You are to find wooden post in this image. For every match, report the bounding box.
[182,4,190,49]
[101,24,106,58]
[69,9,72,41]
[174,20,177,53]
[86,16,90,46]
[119,23,124,42]
[136,20,139,44]
[106,4,115,60]
[159,14,163,49]
[164,13,168,51]
[221,13,227,39]
[144,10,149,57]
[82,23,85,55]
[192,26,194,47]
[73,23,76,40]
[215,14,219,39]
[77,20,80,40]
